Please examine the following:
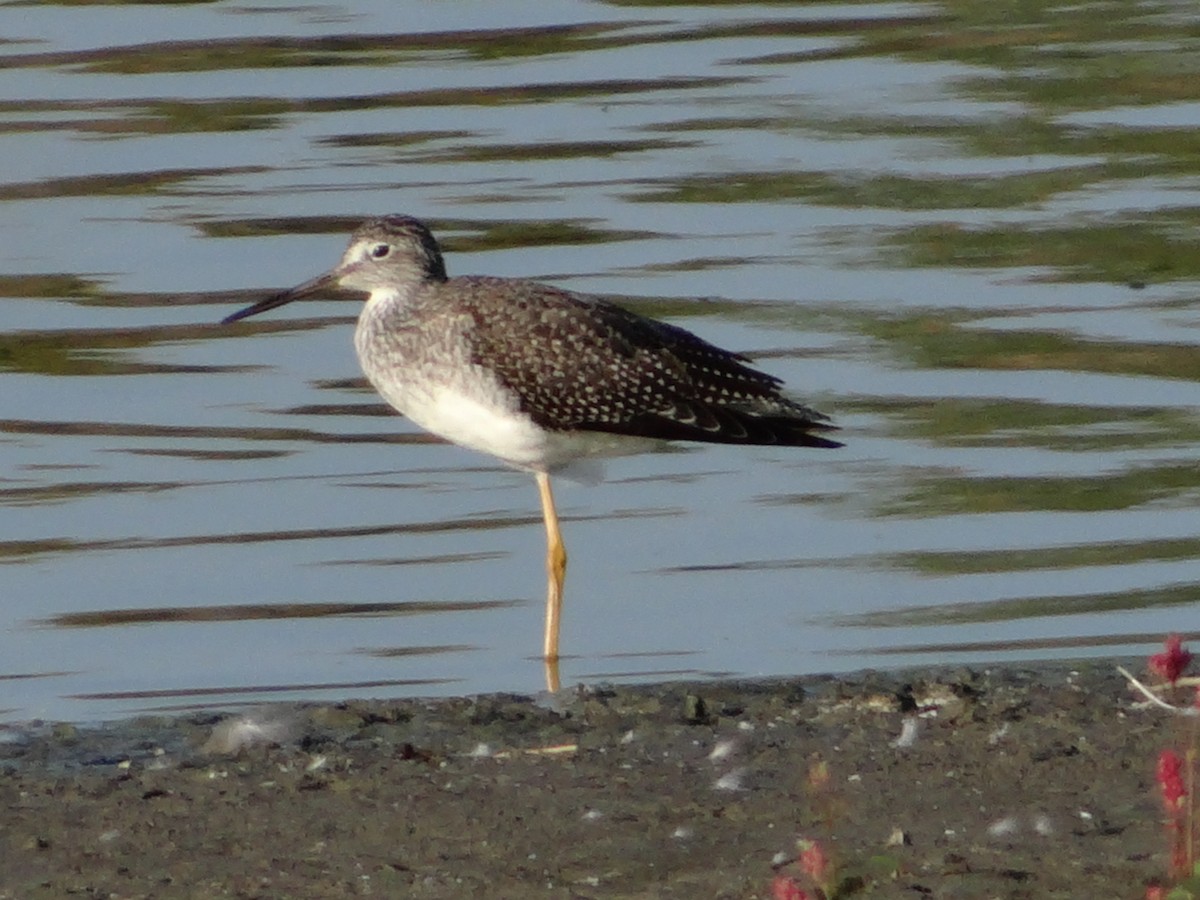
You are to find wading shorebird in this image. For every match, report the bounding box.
[223,216,840,686]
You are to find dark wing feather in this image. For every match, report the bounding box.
[454,276,841,449]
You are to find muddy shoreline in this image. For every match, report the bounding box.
[0,660,1181,898]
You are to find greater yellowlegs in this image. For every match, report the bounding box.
[223,215,841,672]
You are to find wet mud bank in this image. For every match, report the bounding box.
[0,661,1180,898]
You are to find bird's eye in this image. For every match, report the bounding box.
[369,243,391,259]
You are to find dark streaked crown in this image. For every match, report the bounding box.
[353,215,448,283]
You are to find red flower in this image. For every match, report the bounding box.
[1156,750,1186,811]
[771,874,810,900]
[1149,634,1193,686]
[798,840,830,886]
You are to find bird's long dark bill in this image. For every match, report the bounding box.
[220,272,338,324]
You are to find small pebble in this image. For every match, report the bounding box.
[713,768,747,792]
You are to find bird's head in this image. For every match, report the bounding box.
[221,215,447,324]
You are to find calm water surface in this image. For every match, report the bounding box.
[4,0,1200,723]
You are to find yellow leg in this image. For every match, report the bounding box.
[543,656,562,694]
[536,471,567,664]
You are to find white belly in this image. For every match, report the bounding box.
[369,376,659,477]
[397,382,551,470]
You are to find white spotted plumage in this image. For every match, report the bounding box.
[336,217,840,472]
